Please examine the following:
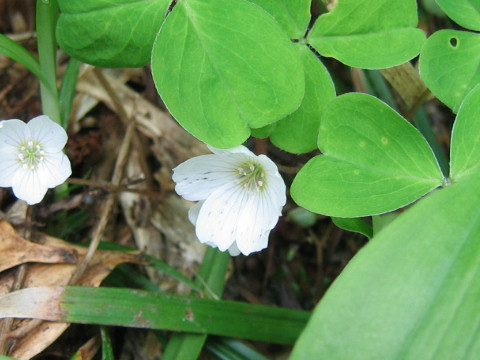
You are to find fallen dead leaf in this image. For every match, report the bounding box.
[0,223,144,359]
[0,221,77,272]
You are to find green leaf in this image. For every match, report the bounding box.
[101,327,114,360]
[419,30,480,113]
[450,83,480,180]
[435,0,480,31]
[270,43,336,153]
[307,0,426,69]
[291,176,480,360]
[0,34,54,94]
[247,0,311,38]
[207,337,269,360]
[372,212,399,235]
[291,93,444,217]
[0,286,309,345]
[332,217,373,238]
[162,248,229,360]
[151,0,305,148]
[56,0,172,67]
[58,58,80,129]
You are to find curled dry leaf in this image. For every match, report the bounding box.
[0,226,144,359]
[0,220,77,272]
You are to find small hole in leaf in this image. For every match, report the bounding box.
[449,37,458,48]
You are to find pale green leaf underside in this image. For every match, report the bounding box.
[450,83,480,180]
[419,30,480,113]
[270,43,336,153]
[291,176,480,360]
[247,0,311,38]
[435,0,480,31]
[307,0,425,69]
[291,93,444,217]
[151,0,305,148]
[56,0,171,67]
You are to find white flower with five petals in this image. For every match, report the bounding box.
[0,115,71,205]
[173,146,286,256]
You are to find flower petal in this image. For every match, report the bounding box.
[0,119,29,148]
[36,151,72,188]
[173,153,246,201]
[227,242,241,256]
[0,144,20,187]
[11,166,49,205]
[208,145,255,156]
[195,181,283,255]
[27,115,67,151]
[188,201,204,225]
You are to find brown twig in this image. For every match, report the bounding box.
[68,120,136,285]
[66,178,162,201]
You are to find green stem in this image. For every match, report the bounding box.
[36,0,60,124]
[162,248,230,360]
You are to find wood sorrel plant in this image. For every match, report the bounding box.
[1,0,480,358]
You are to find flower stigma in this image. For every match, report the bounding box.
[18,140,45,170]
[236,160,266,191]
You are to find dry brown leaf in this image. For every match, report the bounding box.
[0,225,144,359]
[0,221,77,272]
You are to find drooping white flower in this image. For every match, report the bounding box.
[0,115,71,205]
[173,145,286,256]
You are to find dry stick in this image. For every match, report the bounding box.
[69,120,136,285]
[66,178,163,201]
[92,67,155,191]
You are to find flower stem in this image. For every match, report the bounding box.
[36,0,61,125]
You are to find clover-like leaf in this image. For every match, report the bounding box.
[269,43,336,153]
[56,0,172,68]
[307,0,426,69]
[291,93,444,217]
[248,0,311,39]
[450,84,480,180]
[292,176,480,360]
[435,0,480,31]
[151,0,305,148]
[419,29,480,113]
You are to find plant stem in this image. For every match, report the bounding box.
[36,0,61,124]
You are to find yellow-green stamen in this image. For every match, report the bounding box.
[18,140,45,170]
[235,161,266,191]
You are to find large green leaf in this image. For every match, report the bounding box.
[419,30,480,113]
[307,0,426,69]
[291,93,444,217]
[270,43,336,153]
[56,0,171,67]
[450,84,480,180]
[247,0,311,38]
[151,0,304,148]
[291,175,480,359]
[435,0,480,31]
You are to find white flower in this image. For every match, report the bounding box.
[0,115,71,205]
[173,145,286,256]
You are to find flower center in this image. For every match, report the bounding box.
[236,161,266,191]
[17,140,45,170]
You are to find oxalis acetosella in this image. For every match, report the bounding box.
[0,115,71,205]
[172,145,286,256]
